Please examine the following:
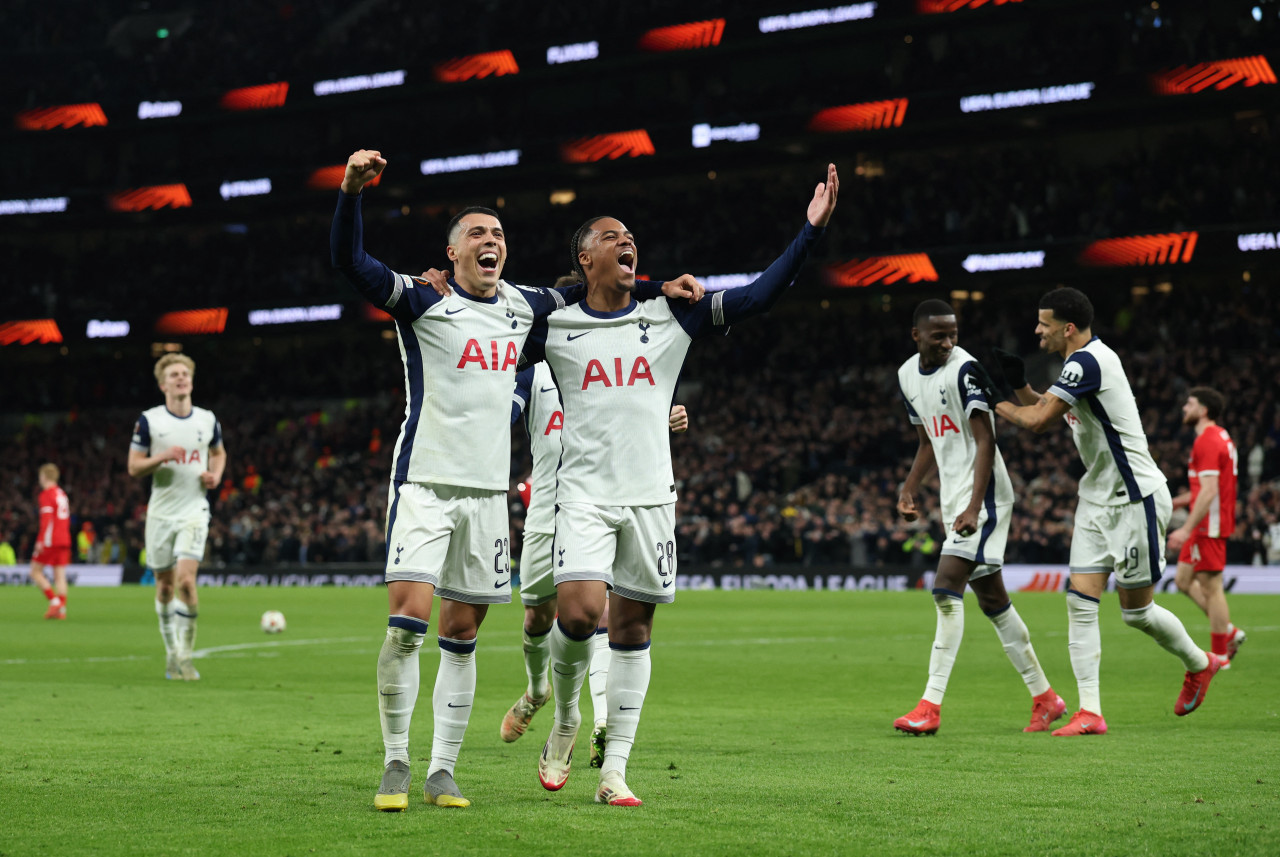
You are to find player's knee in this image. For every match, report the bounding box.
[931,588,963,615]
[556,609,599,639]
[1120,603,1154,630]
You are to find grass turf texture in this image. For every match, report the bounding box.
[1,587,1276,857]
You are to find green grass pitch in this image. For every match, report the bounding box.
[1,587,1277,857]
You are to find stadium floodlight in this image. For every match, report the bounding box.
[546,41,599,64]
[248,305,343,326]
[698,272,764,291]
[691,122,760,148]
[758,3,878,33]
[1237,231,1280,252]
[420,150,521,176]
[312,70,406,96]
[959,82,1095,113]
[86,320,131,339]
[138,100,182,120]
[219,178,272,200]
[960,251,1046,272]
[0,197,69,215]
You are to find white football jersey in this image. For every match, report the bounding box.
[898,346,1014,521]
[1047,336,1166,505]
[542,299,691,506]
[513,363,564,535]
[130,405,222,521]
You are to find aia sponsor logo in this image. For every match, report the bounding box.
[581,357,656,389]
[457,339,519,372]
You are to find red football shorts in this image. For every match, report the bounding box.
[1178,533,1226,573]
[32,546,71,567]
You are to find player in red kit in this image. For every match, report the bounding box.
[1167,387,1245,663]
[31,463,71,620]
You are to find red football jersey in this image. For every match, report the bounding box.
[38,485,72,549]
[1188,426,1237,538]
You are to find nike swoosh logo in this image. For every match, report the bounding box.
[566,332,592,341]
[907,719,929,727]
[494,579,509,589]
[1184,688,1203,712]
[662,579,672,588]
[539,387,556,393]
[553,667,574,677]
[589,670,605,677]
[379,691,402,697]
[445,308,465,315]
[619,706,640,711]
[447,702,470,708]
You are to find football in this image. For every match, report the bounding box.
[260,610,287,634]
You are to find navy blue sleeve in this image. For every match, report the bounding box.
[512,368,534,425]
[330,192,443,322]
[633,279,664,301]
[958,361,992,417]
[1048,350,1102,406]
[211,418,225,449]
[899,382,922,425]
[131,414,151,450]
[670,221,825,339]
[521,316,550,368]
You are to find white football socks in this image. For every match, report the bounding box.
[987,602,1051,697]
[923,589,964,705]
[1066,590,1102,714]
[377,617,427,766]
[155,598,178,656]
[431,636,477,777]
[523,625,552,701]
[1121,602,1209,672]
[174,600,198,657]
[588,628,610,725]
[549,620,593,738]
[602,643,651,780]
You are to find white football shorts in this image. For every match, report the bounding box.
[384,481,512,604]
[940,501,1012,581]
[519,530,557,606]
[552,502,677,604]
[145,514,209,571]
[1069,485,1172,589]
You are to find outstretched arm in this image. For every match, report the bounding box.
[678,164,838,336]
[330,151,438,319]
[994,392,1071,433]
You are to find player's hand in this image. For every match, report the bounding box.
[418,268,453,296]
[162,445,185,463]
[992,347,1027,391]
[897,490,918,522]
[200,471,218,489]
[662,274,704,303]
[967,361,1003,403]
[1166,526,1191,554]
[806,163,839,227]
[341,149,387,195]
[669,404,689,433]
[953,509,979,538]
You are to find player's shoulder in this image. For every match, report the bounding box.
[896,353,920,378]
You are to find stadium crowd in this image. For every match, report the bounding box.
[2,281,1278,572]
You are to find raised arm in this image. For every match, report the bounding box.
[692,164,837,333]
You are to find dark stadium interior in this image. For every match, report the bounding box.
[2,0,1278,571]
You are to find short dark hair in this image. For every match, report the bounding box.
[553,273,583,289]
[1039,287,1093,330]
[446,206,500,245]
[913,299,955,328]
[570,216,609,280]
[1189,386,1225,421]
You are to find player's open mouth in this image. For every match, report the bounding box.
[618,249,635,274]
[478,251,499,273]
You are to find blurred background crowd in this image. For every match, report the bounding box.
[2,0,1278,572]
